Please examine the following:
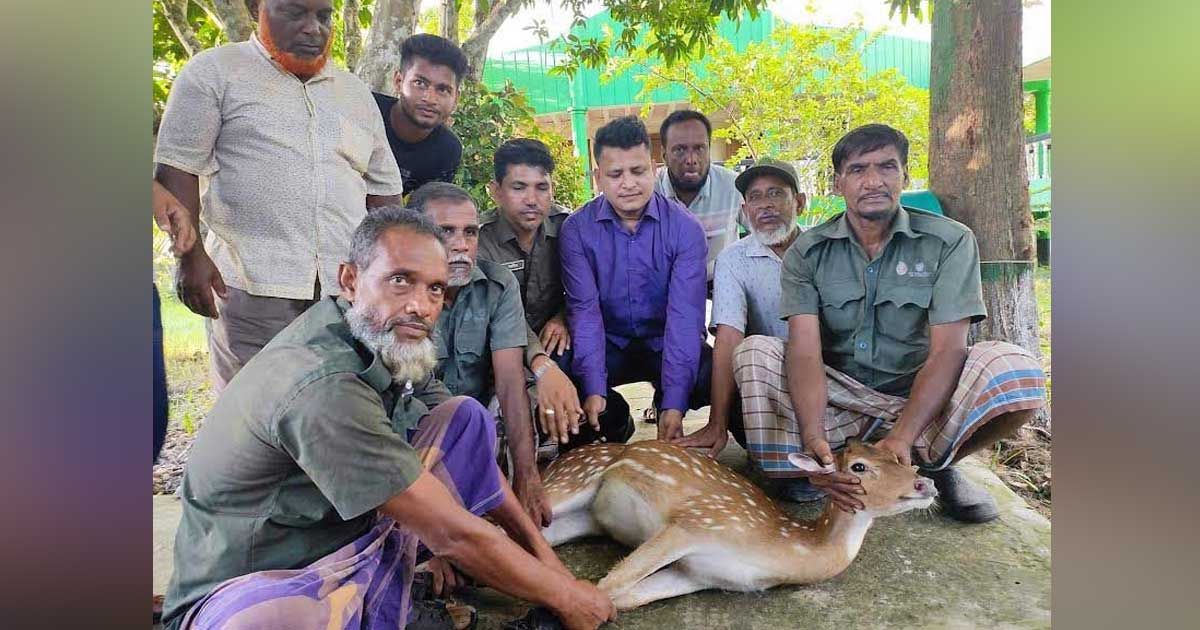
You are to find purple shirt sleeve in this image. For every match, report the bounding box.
[560,214,608,398]
[659,212,709,412]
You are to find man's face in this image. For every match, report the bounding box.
[594,144,655,215]
[425,198,479,286]
[338,227,448,384]
[833,144,909,222]
[662,119,711,193]
[742,173,804,246]
[258,0,334,78]
[393,57,460,130]
[489,164,553,234]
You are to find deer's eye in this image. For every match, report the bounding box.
[850,462,867,473]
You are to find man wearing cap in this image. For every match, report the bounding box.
[672,157,827,502]
[730,124,1047,523]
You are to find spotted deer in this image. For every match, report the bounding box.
[539,439,937,610]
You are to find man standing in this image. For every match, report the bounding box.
[375,34,466,195]
[654,110,744,282]
[408,182,564,528]
[478,139,634,450]
[733,125,1046,522]
[154,0,405,393]
[560,116,711,444]
[162,207,613,630]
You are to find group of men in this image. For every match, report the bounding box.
[151,2,1046,629]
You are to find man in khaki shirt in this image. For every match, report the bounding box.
[733,125,1046,523]
[154,0,404,393]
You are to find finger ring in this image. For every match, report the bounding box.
[544,409,556,416]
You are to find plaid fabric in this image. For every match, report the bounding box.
[178,397,504,630]
[732,335,1046,477]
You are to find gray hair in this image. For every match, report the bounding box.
[407,181,478,214]
[347,205,444,269]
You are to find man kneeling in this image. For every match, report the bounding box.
[161,207,613,630]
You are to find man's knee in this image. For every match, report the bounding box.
[732,335,784,375]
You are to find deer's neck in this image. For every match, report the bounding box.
[778,504,876,582]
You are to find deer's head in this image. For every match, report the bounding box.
[788,439,937,516]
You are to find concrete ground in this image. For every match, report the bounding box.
[153,382,1050,629]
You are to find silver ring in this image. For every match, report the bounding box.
[544,409,556,416]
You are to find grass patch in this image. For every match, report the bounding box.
[160,292,215,434]
[162,295,209,360]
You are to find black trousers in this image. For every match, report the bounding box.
[153,285,168,463]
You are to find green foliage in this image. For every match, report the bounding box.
[634,23,929,207]
[550,0,770,78]
[451,79,589,211]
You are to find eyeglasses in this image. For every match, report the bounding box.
[745,188,790,203]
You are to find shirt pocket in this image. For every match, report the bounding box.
[336,117,374,174]
[817,280,866,337]
[873,281,933,343]
[454,317,488,360]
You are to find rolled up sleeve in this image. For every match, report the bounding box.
[710,249,748,334]
[363,109,405,196]
[929,231,988,325]
[274,373,422,520]
[779,244,820,320]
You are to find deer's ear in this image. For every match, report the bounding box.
[788,452,837,474]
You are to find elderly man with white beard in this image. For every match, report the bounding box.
[161,207,614,630]
[672,158,823,502]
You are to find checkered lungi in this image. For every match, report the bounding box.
[732,335,1046,476]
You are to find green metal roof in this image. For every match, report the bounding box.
[481,9,932,115]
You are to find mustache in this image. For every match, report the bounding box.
[447,254,473,265]
[385,315,431,332]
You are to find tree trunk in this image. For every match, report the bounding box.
[161,0,204,57]
[342,0,364,70]
[441,0,460,43]
[929,0,1045,425]
[460,0,526,80]
[210,0,256,41]
[357,0,421,93]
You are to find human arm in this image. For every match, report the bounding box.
[156,163,226,318]
[382,474,614,629]
[363,99,405,208]
[559,216,608,429]
[538,311,572,356]
[657,216,708,441]
[675,324,742,457]
[493,346,551,526]
[367,193,404,208]
[152,179,197,256]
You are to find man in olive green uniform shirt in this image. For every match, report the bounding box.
[478,138,634,454]
[732,124,1046,523]
[162,207,614,630]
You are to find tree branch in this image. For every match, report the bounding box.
[356,0,421,92]
[441,0,460,43]
[460,0,527,78]
[210,0,256,41]
[160,0,205,57]
[342,0,363,69]
[642,64,759,158]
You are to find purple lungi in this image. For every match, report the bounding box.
[179,396,504,630]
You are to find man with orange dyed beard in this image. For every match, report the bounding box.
[155,0,406,395]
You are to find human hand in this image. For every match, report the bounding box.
[672,420,729,458]
[514,467,553,528]
[427,556,466,597]
[536,361,584,445]
[538,315,571,356]
[801,436,864,513]
[656,409,684,442]
[175,250,227,319]
[152,180,197,256]
[553,579,617,630]
[582,395,606,434]
[874,435,913,467]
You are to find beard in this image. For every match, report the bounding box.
[446,253,474,287]
[345,302,438,387]
[754,222,798,247]
[667,167,708,193]
[257,7,332,78]
[398,95,441,130]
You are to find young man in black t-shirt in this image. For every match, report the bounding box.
[374,34,466,195]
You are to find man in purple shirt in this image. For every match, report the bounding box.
[560,116,712,442]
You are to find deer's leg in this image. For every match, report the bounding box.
[610,567,709,611]
[597,526,694,597]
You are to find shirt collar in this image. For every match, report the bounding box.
[492,205,566,244]
[249,34,335,83]
[743,234,781,261]
[658,167,711,204]
[334,297,393,393]
[825,205,917,242]
[595,193,661,223]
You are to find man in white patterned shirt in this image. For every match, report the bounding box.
[154,0,405,393]
[654,110,745,284]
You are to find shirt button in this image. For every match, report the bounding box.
[867,266,875,274]
[858,342,867,349]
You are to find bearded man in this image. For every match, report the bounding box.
[161,207,614,630]
[154,0,405,394]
